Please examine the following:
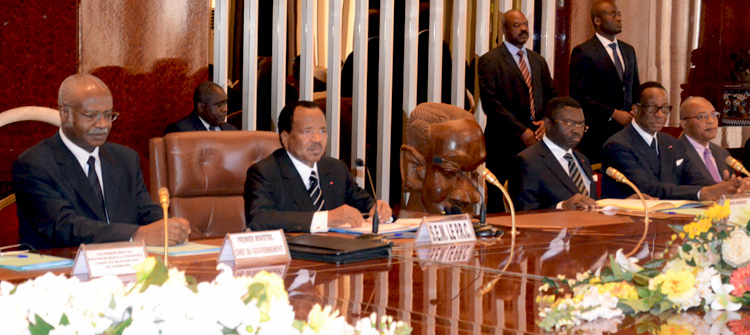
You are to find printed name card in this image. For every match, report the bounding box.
[232,261,290,278]
[217,230,290,266]
[721,194,750,226]
[414,214,476,244]
[71,241,147,278]
[417,242,476,264]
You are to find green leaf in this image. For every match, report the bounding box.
[103,318,133,335]
[685,258,696,267]
[243,282,266,305]
[745,220,750,232]
[136,257,170,293]
[642,258,666,269]
[668,224,685,233]
[610,255,625,280]
[633,273,652,287]
[29,315,54,335]
[682,243,693,253]
[649,300,675,316]
[718,230,728,240]
[618,299,651,314]
[59,313,69,326]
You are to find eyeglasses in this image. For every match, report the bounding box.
[74,109,119,122]
[552,119,589,132]
[606,11,622,18]
[682,111,720,121]
[637,104,672,115]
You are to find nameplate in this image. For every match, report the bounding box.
[414,214,476,244]
[417,242,475,264]
[231,261,290,278]
[71,241,147,278]
[217,230,290,266]
[722,194,750,226]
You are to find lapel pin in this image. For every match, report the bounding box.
[330,181,334,185]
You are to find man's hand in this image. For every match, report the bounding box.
[328,204,365,227]
[532,119,545,141]
[561,194,597,211]
[700,174,743,201]
[612,109,633,126]
[369,200,392,224]
[521,129,538,147]
[132,217,191,246]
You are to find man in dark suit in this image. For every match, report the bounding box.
[602,82,744,200]
[164,81,238,134]
[244,101,391,232]
[678,97,732,182]
[13,74,190,249]
[478,9,557,212]
[510,97,598,211]
[570,0,640,163]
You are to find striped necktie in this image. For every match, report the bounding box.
[308,171,324,211]
[564,153,588,196]
[517,50,535,120]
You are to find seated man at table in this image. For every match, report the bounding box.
[244,100,391,232]
[601,81,744,200]
[509,97,598,211]
[400,102,486,215]
[164,81,238,134]
[678,96,732,183]
[13,74,191,249]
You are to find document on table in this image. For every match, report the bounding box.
[328,218,423,236]
[147,242,221,256]
[596,199,707,212]
[0,253,74,271]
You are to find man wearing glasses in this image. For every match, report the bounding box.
[509,97,598,211]
[679,97,732,183]
[601,82,745,200]
[13,74,191,249]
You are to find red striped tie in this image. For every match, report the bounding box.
[517,50,535,119]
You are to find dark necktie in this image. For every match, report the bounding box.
[308,171,324,211]
[609,42,624,81]
[87,156,108,221]
[650,138,658,155]
[517,50,535,120]
[564,153,588,196]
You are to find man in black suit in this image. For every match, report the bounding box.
[678,97,732,182]
[244,101,391,232]
[510,97,598,211]
[569,0,640,163]
[13,74,190,249]
[601,82,744,200]
[478,9,557,212]
[164,81,238,134]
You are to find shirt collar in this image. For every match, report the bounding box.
[631,120,658,147]
[542,135,573,160]
[59,128,101,172]
[197,115,214,131]
[286,150,319,188]
[684,134,710,153]
[595,32,619,48]
[504,41,524,57]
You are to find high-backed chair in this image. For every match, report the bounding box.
[149,131,281,239]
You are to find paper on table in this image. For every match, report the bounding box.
[0,253,74,271]
[147,242,221,256]
[595,199,706,212]
[329,218,423,235]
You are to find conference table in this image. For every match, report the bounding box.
[0,210,698,334]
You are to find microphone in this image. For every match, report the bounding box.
[726,156,750,177]
[158,187,170,207]
[158,187,170,265]
[605,167,649,258]
[432,156,500,237]
[354,159,385,242]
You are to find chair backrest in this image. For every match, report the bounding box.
[149,131,282,238]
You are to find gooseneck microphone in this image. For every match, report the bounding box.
[354,159,385,242]
[158,187,170,265]
[605,167,649,258]
[726,156,750,177]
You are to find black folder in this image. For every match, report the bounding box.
[286,235,392,264]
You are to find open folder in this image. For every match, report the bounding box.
[0,253,74,271]
[595,199,708,212]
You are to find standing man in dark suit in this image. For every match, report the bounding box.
[510,97,598,211]
[164,81,238,134]
[601,82,744,200]
[478,9,557,212]
[13,74,190,249]
[244,101,391,232]
[678,97,732,182]
[570,0,640,163]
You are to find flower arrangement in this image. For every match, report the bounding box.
[0,257,412,335]
[537,201,750,332]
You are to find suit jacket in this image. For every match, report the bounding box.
[678,134,731,182]
[570,37,640,163]
[509,140,597,211]
[164,111,238,134]
[601,124,714,200]
[244,148,375,232]
[12,133,162,249]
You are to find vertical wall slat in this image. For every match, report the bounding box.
[427,0,444,102]
[377,0,395,203]
[271,0,287,122]
[451,0,467,109]
[213,0,229,91]
[300,0,315,101]
[520,0,534,50]
[403,0,419,117]
[352,0,368,187]
[241,0,259,130]
[474,0,490,128]
[540,0,556,74]
[327,0,342,158]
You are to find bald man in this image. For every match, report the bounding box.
[13,74,191,249]
[678,97,733,184]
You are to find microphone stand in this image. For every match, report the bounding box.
[606,167,649,258]
[354,159,387,242]
[478,166,516,295]
[158,187,170,266]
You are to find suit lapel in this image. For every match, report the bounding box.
[317,160,335,211]
[277,151,316,211]
[591,37,621,83]
[188,112,210,131]
[680,136,712,178]
[539,142,580,195]
[626,125,660,177]
[657,134,673,181]
[99,145,121,221]
[710,143,730,177]
[500,44,528,88]
[50,134,107,221]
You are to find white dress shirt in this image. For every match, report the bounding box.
[286,152,329,232]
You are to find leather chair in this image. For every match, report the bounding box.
[149,131,281,239]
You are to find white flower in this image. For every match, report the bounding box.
[710,275,742,311]
[615,249,643,273]
[705,310,741,335]
[695,267,718,304]
[721,230,750,267]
